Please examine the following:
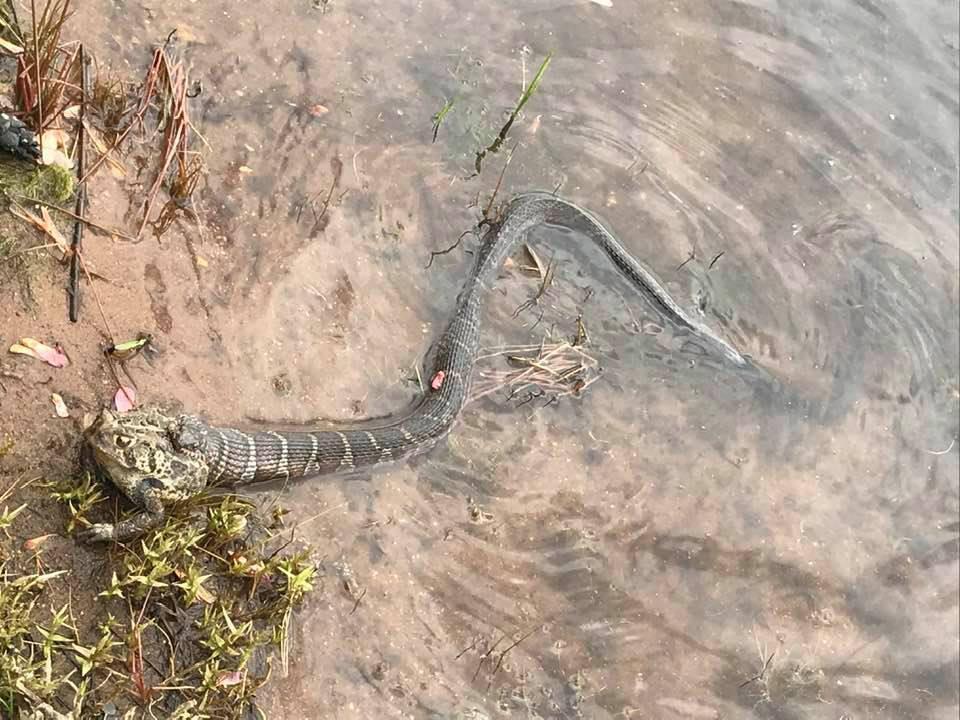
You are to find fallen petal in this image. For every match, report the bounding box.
[9,338,70,367]
[9,343,35,358]
[431,370,446,390]
[27,339,70,367]
[114,386,137,412]
[40,130,75,170]
[23,534,56,551]
[216,670,245,687]
[51,393,69,418]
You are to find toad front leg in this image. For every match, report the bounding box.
[79,483,168,543]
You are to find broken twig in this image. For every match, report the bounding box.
[68,43,87,322]
[426,229,472,269]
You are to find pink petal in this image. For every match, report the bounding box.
[9,338,69,368]
[23,534,55,551]
[216,670,245,687]
[430,371,446,390]
[114,386,137,412]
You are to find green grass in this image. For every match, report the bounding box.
[474,52,553,174]
[0,566,74,716]
[0,475,319,719]
[431,97,456,143]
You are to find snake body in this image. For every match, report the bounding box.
[174,192,746,485]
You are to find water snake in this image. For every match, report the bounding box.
[81,191,747,541]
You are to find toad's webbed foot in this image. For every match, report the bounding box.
[78,508,166,543]
[78,489,166,543]
[78,522,118,543]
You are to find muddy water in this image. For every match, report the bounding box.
[69,0,960,717]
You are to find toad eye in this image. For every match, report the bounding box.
[115,435,133,449]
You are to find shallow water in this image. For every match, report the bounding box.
[71,0,960,717]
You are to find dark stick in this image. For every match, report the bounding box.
[739,649,776,688]
[308,160,341,236]
[708,251,725,270]
[426,229,472,269]
[482,142,518,221]
[488,626,537,682]
[348,587,367,615]
[455,637,481,660]
[68,44,87,322]
[30,0,43,152]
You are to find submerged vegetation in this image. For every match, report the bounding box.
[425,49,553,176]
[473,52,552,174]
[431,97,456,143]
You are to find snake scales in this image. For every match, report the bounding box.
[175,192,746,484]
[82,192,747,541]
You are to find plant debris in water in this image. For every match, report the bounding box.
[113,32,207,238]
[1,2,206,329]
[431,97,455,143]
[88,62,133,141]
[113,384,136,411]
[472,334,601,405]
[474,52,552,174]
[0,476,318,719]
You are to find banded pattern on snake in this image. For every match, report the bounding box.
[82,192,748,542]
[174,191,746,485]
